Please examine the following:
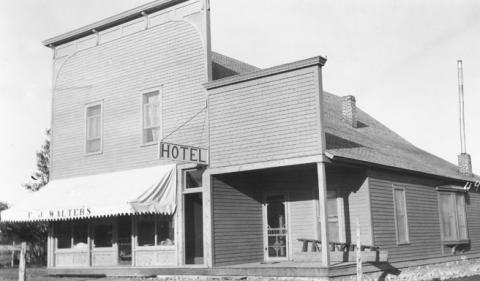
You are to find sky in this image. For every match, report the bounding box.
[0,0,479,205]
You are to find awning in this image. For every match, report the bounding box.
[1,164,177,222]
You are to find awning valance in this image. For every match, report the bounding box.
[1,164,177,222]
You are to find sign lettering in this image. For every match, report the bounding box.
[27,207,92,220]
[159,142,208,164]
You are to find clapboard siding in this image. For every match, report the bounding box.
[208,66,322,168]
[326,168,372,245]
[51,19,207,180]
[259,165,317,261]
[368,169,445,262]
[212,173,263,266]
[466,191,480,254]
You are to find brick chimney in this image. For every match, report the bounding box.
[458,153,472,176]
[342,95,357,128]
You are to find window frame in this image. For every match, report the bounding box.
[438,191,469,244]
[140,88,162,146]
[392,186,410,245]
[135,214,175,249]
[54,221,89,251]
[84,100,104,155]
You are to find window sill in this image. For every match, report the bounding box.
[396,242,411,246]
[141,141,158,147]
[85,150,103,156]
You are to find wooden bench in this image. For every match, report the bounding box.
[297,238,378,253]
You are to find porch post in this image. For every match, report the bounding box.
[202,170,213,267]
[47,223,54,268]
[317,161,330,266]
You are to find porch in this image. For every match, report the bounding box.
[47,260,391,278]
[210,162,378,267]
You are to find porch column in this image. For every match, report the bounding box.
[317,161,330,266]
[202,170,213,267]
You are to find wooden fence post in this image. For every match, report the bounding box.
[356,219,362,281]
[11,241,15,268]
[18,242,26,281]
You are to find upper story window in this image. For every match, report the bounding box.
[439,191,468,242]
[142,90,161,144]
[393,186,409,244]
[85,103,103,154]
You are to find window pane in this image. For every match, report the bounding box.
[73,221,88,249]
[456,194,468,240]
[439,193,457,240]
[94,224,113,247]
[185,169,204,189]
[87,105,101,117]
[394,189,409,243]
[145,91,159,104]
[87,116,101,139]
[87,139,101,153]
[157,215,174,245]
[56,223,71,249]
[144,103,160,128]
[144,128,160,143]
[138,215,155,246]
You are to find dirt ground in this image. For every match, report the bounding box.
[1,267,480,281]
[0,267,155,281]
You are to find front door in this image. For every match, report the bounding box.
[264,194,288,261]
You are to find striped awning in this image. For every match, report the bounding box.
[0,164,177,222]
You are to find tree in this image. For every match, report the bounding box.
[1,129,51,265]
[23,129,50,191]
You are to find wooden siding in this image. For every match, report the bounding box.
[51,19,207,179]
[212,173,263,266]
[259,165,318,261]
[466,191,480,254]
[208,66,323,168]
[368,168,446,262]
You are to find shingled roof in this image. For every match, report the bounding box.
[211,52,260,80]
[324,92,478,182]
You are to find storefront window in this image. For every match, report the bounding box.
[138,216,155,246]
[73,221,88,249]
[94,223,113,247]
[57,222,72,249]
[157,215,174,245]
[137,215,174,246]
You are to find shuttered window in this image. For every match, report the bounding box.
[142,91,161,144]
[393,187,409,244]
[439,192,468,242]
[86,104,102,153]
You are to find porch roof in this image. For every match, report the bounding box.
[0,164,177,222]
[323,91,479,182]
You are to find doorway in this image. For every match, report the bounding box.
[185,193,204,264]
[264,194,288,261]
[117,216,132,265]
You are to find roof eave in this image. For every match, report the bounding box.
[42,0,187,48]
[326,153,477,183]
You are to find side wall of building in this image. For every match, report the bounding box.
[51,2,208,180]
[367,168,480,263]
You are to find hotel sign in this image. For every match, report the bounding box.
[159,142,208,165]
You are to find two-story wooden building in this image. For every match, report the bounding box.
[2,0,479,279]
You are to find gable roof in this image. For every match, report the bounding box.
[211,52,260,80]
[323,92,478,182]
